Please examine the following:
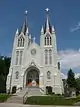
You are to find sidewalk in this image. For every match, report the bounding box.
[0,103,79,107]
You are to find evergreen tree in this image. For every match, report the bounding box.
[76,77,80,95]
[67,68,76,88]
[0,56,11,93]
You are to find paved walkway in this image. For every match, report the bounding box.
[0,103,79,107]
[6,87,44,104]
[74,101,80,106]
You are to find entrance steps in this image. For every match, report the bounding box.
[14,87,28,97]
[27,87,44,97]
[6,96,23,104]
[6,87,44,104]
[6,88,28,104]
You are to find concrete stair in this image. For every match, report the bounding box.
[27,87,44,97]
[6,95,23,104]
[6,87,44,104]
[14,87,28,97]
[6,88,28,104]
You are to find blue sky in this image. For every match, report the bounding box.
[0,0,80,75]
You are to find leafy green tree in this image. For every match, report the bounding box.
[67,68,76,88]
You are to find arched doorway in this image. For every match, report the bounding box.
[26,66,39,87]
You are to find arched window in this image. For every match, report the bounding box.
[17,36,25,47]
[45,50,48,64]
[15,51,19,65]
[50,36,52,45]
[47,37,49,45]
[19,51,23,65]
[22,38,25,47]
[18,39,20,47]
[45,37,47,45]
[45,34,52,45]
[15,71,19,79]
[58,62,60,70]
[47,71,51,79]
[49,49,52,64]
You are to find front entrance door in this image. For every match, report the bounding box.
[26,68,39,87]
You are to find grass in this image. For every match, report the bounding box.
[25,95,80,105]
[0,94,10,102]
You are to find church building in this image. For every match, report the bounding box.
[6,9,63,94]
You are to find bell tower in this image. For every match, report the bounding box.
[40,8,57,66]
[40,8,63,94]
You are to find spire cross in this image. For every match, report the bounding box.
[25,10,28,15]
[45,8,50,12]
[24,10,28,20]
[33,36,36,42]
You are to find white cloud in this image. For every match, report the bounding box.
[75,73,80,78]
[70,22,80,32]
[59,49,80,69]
[61,73,67,79]
[61,72,80,79]
[70,27,80,32]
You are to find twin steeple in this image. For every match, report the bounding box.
[16,8,55,36]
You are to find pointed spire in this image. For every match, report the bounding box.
[33,36,36,43]
[16,28,19,35]
[26,27,29,35]
[44,8,52,34]
[21,10,28,34]
[52,26,55,33]
[46,8,50,31]
[29,34,31,39]
[21,20,27,34]
[41,26,44,34]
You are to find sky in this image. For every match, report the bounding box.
[0,0,80,76]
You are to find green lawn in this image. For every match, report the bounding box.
[25,95,80,105]
[0,94,10,102]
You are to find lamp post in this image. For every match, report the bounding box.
[54,73,57,93]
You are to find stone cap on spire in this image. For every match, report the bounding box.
[29,34,31,39]
[52,25,55,33]
[41,26,44,34]
[26,27,29,35]
[16,28,19,35]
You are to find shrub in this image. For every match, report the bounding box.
[25,96,80,105]
[0,94,10,102]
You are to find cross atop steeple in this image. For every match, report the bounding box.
[44,8,52,33]
[25,10,28,15]
[45,8,50,12]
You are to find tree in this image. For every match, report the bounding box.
[67,68,76,88]
[76,77,80,95]
[0,56,11,93]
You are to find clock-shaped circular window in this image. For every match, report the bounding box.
[31,49,36,55]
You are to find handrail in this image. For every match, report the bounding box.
[23,88,28,104]
[40,88,44,93]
